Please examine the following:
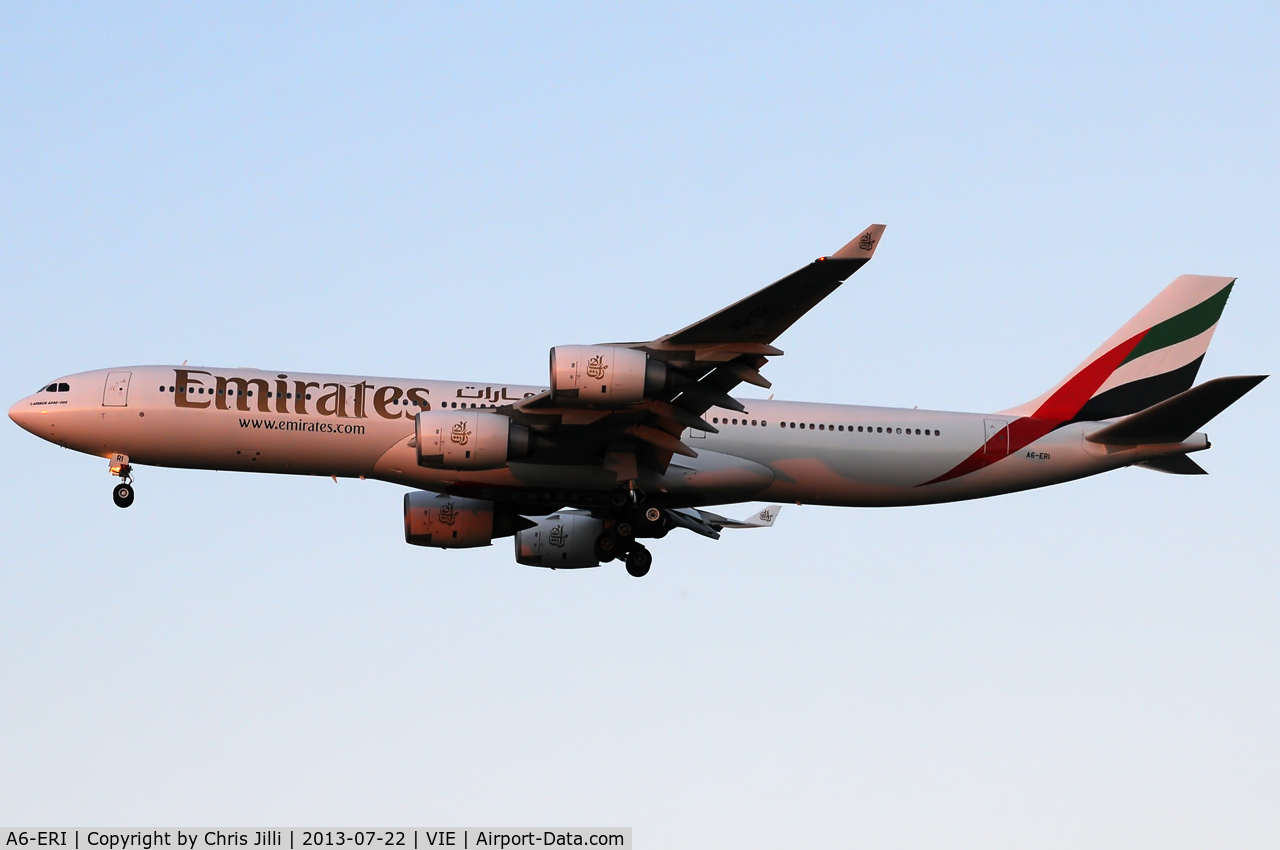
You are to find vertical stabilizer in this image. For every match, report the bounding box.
[1004,275,1235,421]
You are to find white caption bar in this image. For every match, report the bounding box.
[0,831,632,850]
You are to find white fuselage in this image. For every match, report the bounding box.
[9,365,1204,510]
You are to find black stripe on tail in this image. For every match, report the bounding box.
[1072,356,1204,423]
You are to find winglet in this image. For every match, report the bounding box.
[666,504,783,539]
[713,504,782,529]
[742,504,781,527]
[830,224,886,260]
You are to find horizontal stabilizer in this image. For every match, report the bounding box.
[1086,375,1267,445]
[1135,454,1208,475]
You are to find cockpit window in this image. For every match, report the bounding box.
[57,382,70,392]
[44,383,57,392]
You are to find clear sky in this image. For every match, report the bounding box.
[2,3,1277,847]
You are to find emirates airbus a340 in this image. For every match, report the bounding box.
[9,225,1266,576]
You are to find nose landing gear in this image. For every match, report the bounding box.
[109,453,134,508]
[112,481,135,508]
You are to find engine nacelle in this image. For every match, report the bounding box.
[514,513,604,569]
[404,491,531,549]
[549,345,669,405]
[416,410,529,469]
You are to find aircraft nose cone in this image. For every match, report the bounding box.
[9,397,34,431]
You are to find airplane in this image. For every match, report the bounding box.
[8,224,1266,577]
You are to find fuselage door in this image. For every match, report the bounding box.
[983,418,1009,457]
[103,371,132,407]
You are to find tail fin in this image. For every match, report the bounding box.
[1005,275,1236,422]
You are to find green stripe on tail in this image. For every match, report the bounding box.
[1121,282,1233,365]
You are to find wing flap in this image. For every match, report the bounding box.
[626,424,698,458]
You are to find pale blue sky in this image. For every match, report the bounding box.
[2,3,1277,847]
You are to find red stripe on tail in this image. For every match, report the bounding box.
[920,330,1147,486]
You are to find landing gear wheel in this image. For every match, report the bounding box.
[639,506,668,537]
[609,489,630,508]
[625,545,652,578]
[593,533,621,562]
[112,482,135,509]
[616,521,634,538]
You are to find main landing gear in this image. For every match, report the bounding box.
[596,486,664,577]
[593,531,653,578]
[109,453,134,508]
[624,546,652,578]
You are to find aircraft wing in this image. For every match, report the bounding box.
[501,224,886,476]
[658,224,886,346]
[664,505,784,540]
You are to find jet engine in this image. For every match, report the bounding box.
[416,410,530,469]
[404,491,532,549]
[514,513,604,569]
[549,345,669,405]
